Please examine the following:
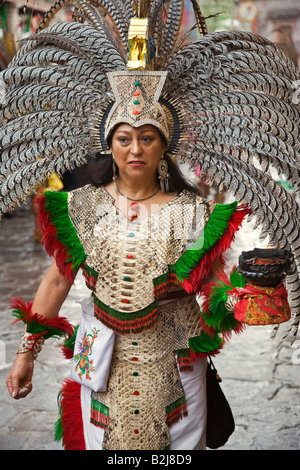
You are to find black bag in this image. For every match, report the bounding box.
[206,357,235,449]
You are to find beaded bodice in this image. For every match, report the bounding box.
[67,185,215,332]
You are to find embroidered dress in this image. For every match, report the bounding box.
[37,184,249,450]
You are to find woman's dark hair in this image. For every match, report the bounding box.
[89,152,201,195]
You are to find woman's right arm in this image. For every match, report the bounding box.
[6,259,73,400]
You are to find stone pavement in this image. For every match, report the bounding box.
[0,202,299,450]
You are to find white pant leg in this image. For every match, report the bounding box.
[169,357,207,450]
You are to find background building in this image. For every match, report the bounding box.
[200,0,300,66]
[253,0,299,66]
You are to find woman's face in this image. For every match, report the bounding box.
[110,124,166,183]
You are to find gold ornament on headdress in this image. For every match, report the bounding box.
[127,18,149,70]
[105,15,169,141]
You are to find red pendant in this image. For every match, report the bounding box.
[130,202,139,211]
[130,202,139,221]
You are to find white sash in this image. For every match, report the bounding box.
[70,298,115,392]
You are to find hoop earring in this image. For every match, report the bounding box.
[158,156,170,193]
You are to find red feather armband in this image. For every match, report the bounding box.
[11,297,74,360]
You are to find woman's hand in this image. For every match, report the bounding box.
[6,259,73,400]
[6,352,34,399]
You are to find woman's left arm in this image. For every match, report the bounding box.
[31,259,74,319]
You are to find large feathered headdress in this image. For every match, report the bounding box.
[0,0,300,342]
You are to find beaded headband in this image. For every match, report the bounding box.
[105,70,169,143]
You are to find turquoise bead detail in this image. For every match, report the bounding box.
[124,276,131,281]
[128,232,135,237]
[132,341,138,346]
[134,81,141,86]
[133,100,140,105]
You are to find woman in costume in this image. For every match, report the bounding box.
[2,0,300,451]
[7,119,250,450]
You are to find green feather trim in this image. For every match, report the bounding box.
[12,309,67,339]
[189,330,224,354]
[61,325,78,358]
[64,325,77,350]
[54,388,64,443]
[202,268,246,333]
[11,298,73,340]
[229,267,247,288]
[174,202,238,281]
[201,283,238,332]
[44,191,87,271]
[54,401,63,443]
